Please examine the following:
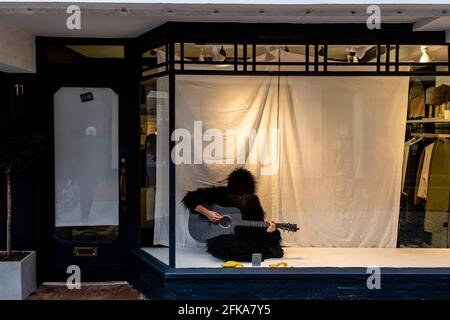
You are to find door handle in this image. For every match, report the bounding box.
[120,158,127,201]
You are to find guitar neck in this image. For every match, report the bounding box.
[233,220,269,228]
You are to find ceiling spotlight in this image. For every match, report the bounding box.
[318,46,324,56]
[219,46,227,58]
[346,47,358,62]
[419,46,431,63]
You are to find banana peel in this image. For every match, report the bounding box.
[269,262,289,268]
[222,261,244,268]
[222,261,289,268]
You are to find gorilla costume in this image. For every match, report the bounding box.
[182,168,284,262]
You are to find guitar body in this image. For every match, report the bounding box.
[188,204,243,243]
[188,204,299,243]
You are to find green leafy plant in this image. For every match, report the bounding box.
[0,118,43,258]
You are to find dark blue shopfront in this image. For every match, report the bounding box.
[1,23,450,299]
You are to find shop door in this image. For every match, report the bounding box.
[41,64,131,281]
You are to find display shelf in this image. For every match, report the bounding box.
[407,119,450,124]
[411,132,450,139]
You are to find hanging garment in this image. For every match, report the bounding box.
[424,140,450,234]
[399,139,429,247]
[401,138,416,195]
[414,148,425,206]
[404,140,426,208]
[408,80,425,118]
[425,86,437,106]
[417,142,436,200]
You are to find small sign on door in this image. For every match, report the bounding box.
[80,92,94,103]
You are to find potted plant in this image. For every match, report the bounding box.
[0,118,43,300]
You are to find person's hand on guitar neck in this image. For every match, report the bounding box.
[266,221,277,233]
[194,205,223,222]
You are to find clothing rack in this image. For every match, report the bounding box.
[411,133,450,139]
[409,132,450,248]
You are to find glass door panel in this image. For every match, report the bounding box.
[54,87,119,241]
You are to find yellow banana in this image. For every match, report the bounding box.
[222,261,244,268]
[269,262,288,268]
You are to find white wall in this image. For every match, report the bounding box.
[0,20,35,73]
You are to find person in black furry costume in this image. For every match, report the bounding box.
[182,168,284,262]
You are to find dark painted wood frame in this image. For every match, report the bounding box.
[138,22,450,78]
[35,36,142,281]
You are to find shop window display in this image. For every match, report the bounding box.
[140,44,450,268]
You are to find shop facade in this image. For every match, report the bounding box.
[1,2,450,299]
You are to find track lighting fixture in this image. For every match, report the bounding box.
[318,46,324,56]
[219,46,227,58]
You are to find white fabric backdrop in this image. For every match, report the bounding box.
[278,76,408,247]
[153,76,171,246]
[153,50,409,248]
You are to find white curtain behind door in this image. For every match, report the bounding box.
[153,50,409,248]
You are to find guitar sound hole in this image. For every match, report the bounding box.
[219,216,231,228]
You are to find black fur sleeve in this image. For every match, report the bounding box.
[241,194,266,221]
[241,194,282,245]
[182,186,227,211]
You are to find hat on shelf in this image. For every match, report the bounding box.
[436,84,450,104]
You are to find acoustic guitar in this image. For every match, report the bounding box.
[188,204,299,243]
